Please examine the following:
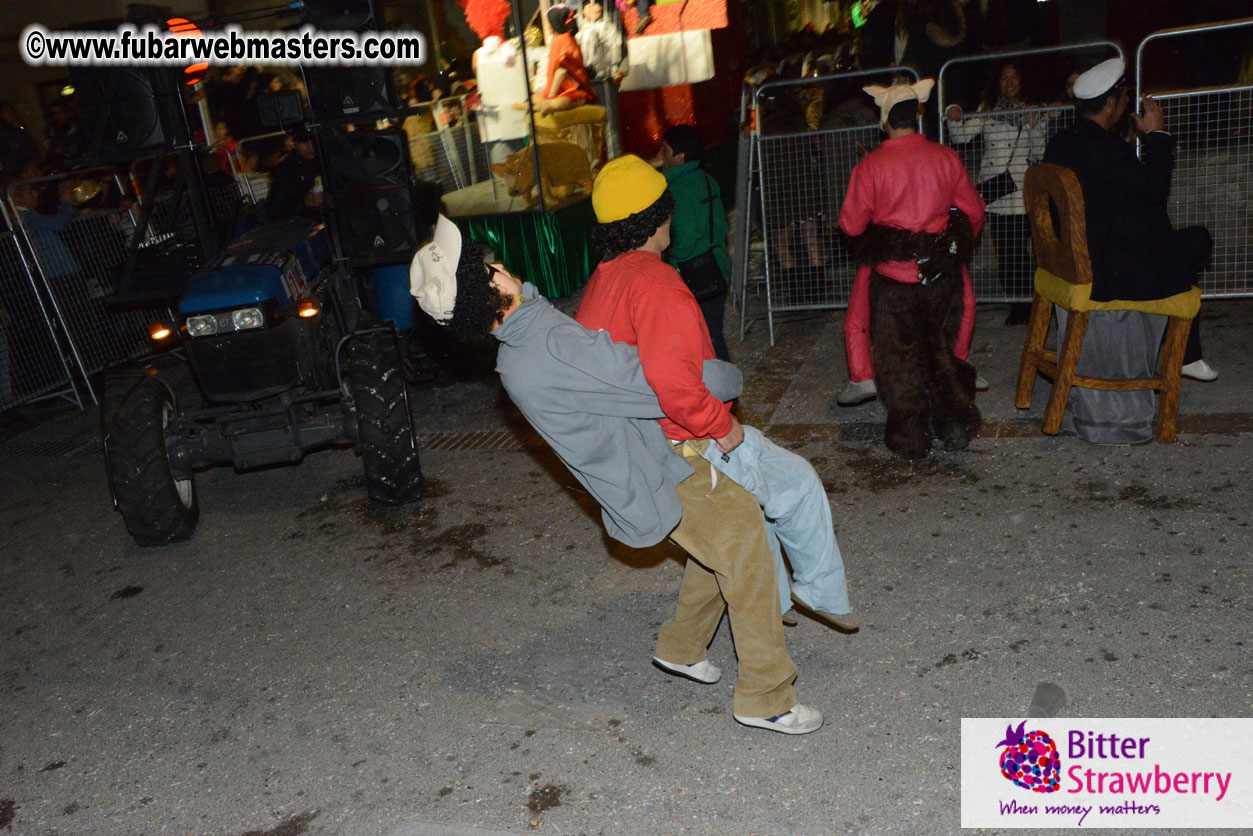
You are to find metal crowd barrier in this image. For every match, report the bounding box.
[937,42,1123,303]
[5,167,184,404]
[226,132,287,205]
[746,66,919,344]
[229,96,492,203]
[1137,18,1253,299]
[129,152,250,245]
[731,81,759,340]
[405,95,489,195]
[0,230,80,412]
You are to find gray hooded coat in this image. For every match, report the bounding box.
[493,284,742,547]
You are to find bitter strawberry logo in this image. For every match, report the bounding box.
[996,721,1061,793]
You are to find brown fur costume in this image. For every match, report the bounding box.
[847,209,980,458]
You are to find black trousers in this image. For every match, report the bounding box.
[1177,226,1210,365]
[699,292,730,363]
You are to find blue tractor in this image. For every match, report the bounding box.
[102,216,424,546]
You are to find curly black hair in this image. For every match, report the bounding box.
[591,189,675,262]
[445,239,512,341]
[662,124,703,163]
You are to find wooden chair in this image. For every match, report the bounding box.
[1015,163,1201,443]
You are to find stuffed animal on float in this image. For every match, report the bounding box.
[491,143,594,209]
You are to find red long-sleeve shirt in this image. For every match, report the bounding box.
[839,133,985,283]
[575,250,732,441]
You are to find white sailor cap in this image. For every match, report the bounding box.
[1073,57,1127,101]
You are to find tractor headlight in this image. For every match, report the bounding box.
[232,307,265,331]
[186,314,218,337]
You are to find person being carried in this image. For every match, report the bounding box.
[1042,57,1216,382]
[409,215,823,735]
[837,79,986,458]
[576,155,857,633]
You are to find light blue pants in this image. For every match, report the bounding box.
[704,424,851,616]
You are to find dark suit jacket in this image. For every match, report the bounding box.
[1043,118,1206,302]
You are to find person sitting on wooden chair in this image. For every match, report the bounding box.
[1042,58,1216,382]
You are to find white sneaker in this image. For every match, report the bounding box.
[734,703,824,735]
[653,656,722,684]
[1181,359,1217,381]
[975,374,989,391]
[836,378,877,406]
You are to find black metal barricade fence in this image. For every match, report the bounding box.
[0,230,79,412]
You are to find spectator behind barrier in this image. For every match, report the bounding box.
[946,60,1045,324]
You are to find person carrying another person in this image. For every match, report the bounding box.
[837,79,986,458]
[658,124,731,362]
[576,155,858,634]
[1042,57,1216,382]
[408,215,823,735]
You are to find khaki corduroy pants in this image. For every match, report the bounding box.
[654,441,799,719]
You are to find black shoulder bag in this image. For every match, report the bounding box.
[676,175,730,303]
[978,123,1023,206]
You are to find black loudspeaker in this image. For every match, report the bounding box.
[322,128,430,266]
[300,0,379,29]
[70,68,172,159]
[303,66,397,121]
[300,0,393,121]
[258,90,305,129]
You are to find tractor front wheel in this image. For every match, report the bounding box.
[104,376,199,546]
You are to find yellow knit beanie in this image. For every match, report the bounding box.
[591,155,668,224]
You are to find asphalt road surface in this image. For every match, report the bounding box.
[1,301,1250,835]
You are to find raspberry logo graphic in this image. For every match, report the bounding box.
[995,721,1061,793]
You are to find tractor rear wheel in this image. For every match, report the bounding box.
[347,333,424,505]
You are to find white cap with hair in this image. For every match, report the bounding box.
[409,214,462,324]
